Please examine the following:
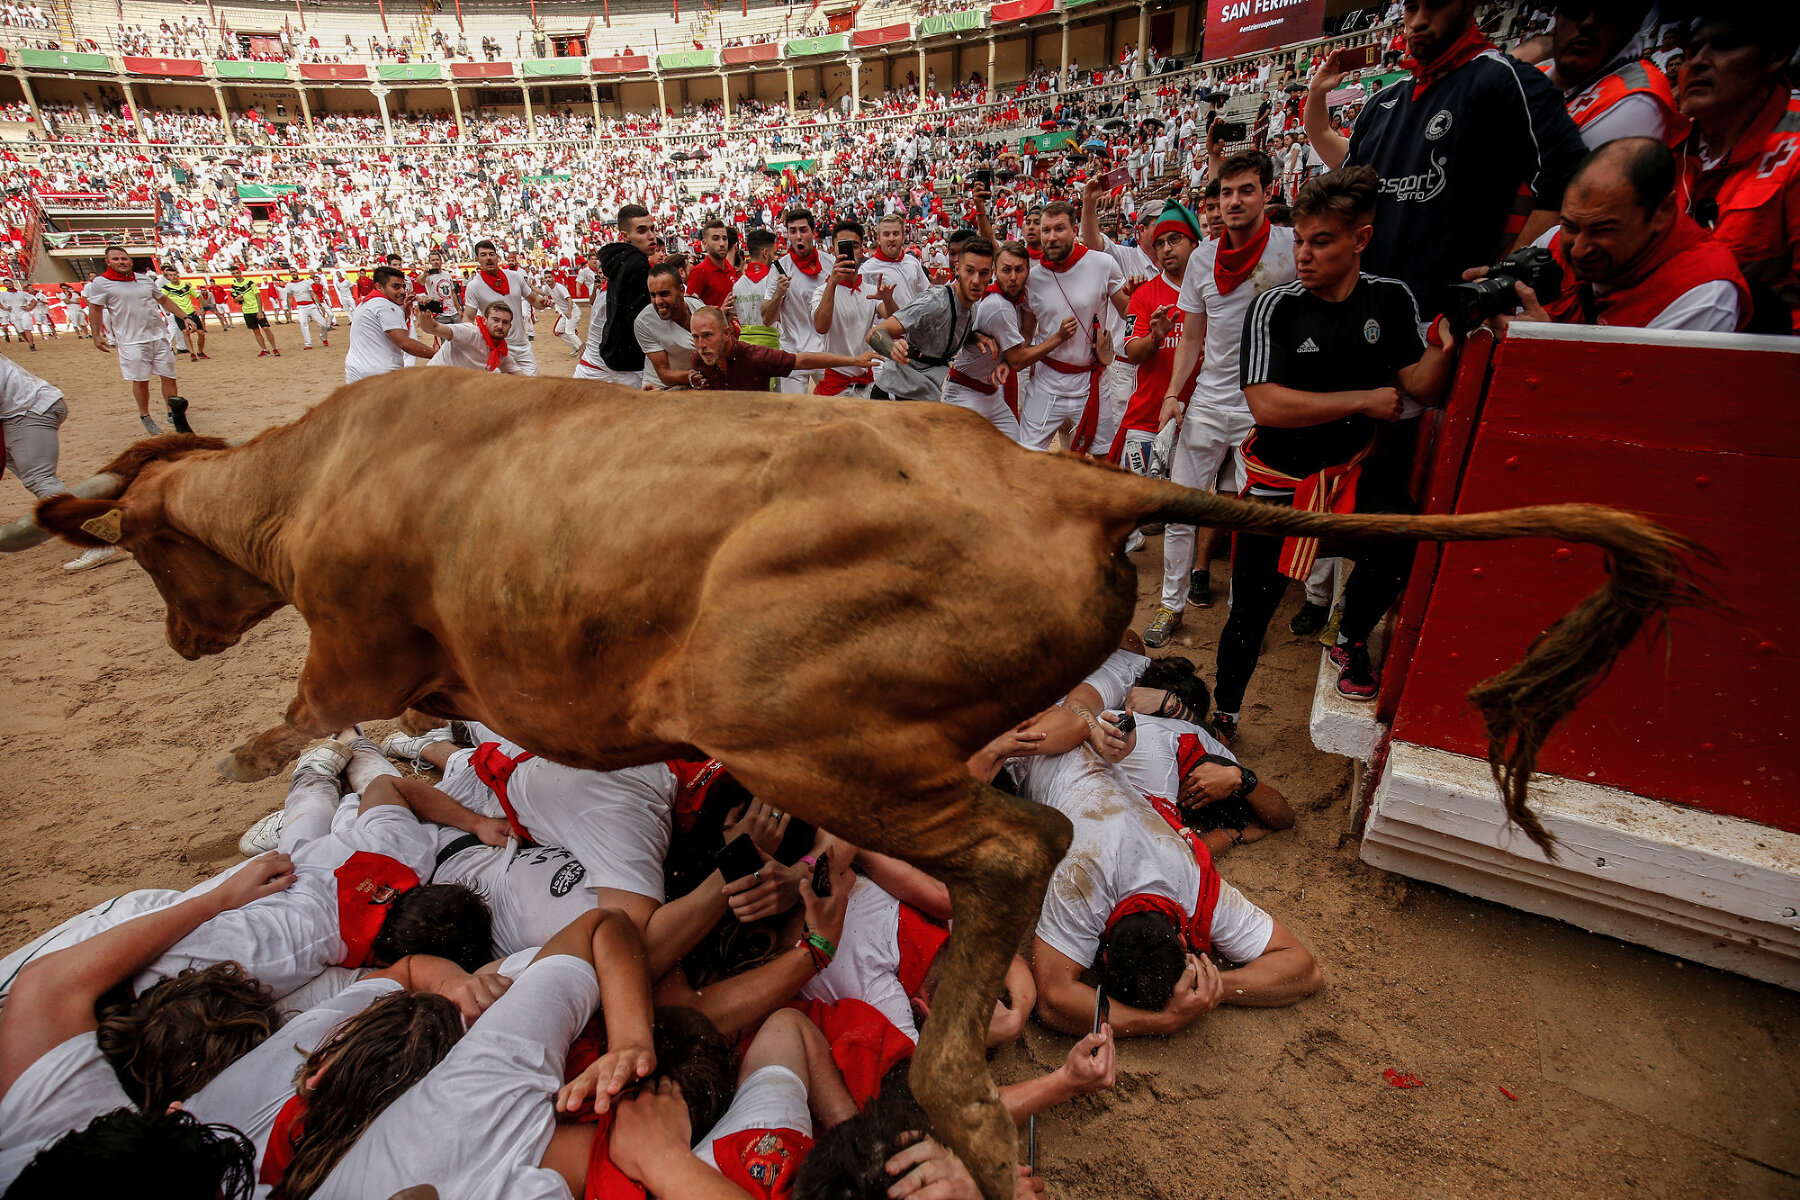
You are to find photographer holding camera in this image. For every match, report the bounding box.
[1458,138,1749,334]
[1220,166,1458,730]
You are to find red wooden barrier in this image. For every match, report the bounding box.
[299,63,369,80]
[1390,326,1800,832]
[591,54,650,73]
[123,56,205,77]
[451,60,516,79]
[852,23,912,47]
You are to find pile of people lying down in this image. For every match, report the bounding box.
[0,634,1320,1199]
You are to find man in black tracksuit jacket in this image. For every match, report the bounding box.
[597,204,657,377]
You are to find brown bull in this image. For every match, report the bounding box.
[1,371,1702,1199]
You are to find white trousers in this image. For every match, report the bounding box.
[295,303,330,347]
[554,311,582,353]
[941,380,1020,441]
[1161,403,1253,611]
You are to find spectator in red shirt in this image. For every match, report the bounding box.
[686,218,739,309]
[1111,202,1203,467]
[687,306,878,391]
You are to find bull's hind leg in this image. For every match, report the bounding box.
[747,764,1071,1200]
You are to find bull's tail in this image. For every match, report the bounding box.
[1127,480,1713,853]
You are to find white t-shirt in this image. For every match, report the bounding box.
[0,1033,134,1191]
[465,269,535,349]
[861,252,931,308]
[1176,226,1298,409]
[345,296,409,383]
[731,267,777,329]
[1097,232,1153,345]
[438,745,673,904]
[633,296,703,388]
[313,953,600,1200]
[1079,648,1151,710]
[1023,248,1125,393]
[771,255,828,356]
[137,797,437,997]
[427,321,522,372]
[797,876,917,1044]
[183,977,402,1187]
[1015,749,1274,969]
[694,1065,813,1170]
[435,840,601,958]
[284,279,320,307]
[82,272,167,346]
[1115,714,1235,802]
[809,279,882,362]
[0,352,64,419]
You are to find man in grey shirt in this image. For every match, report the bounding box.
[633,264,704,390]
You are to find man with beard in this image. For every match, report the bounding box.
[686,218,739,309]
[1146,152,1298,654]
[1538,0,1685,148]
[687,306,879,392]
[1018,201,1133,454]
[762,208,831,394]
[462,239,549,375]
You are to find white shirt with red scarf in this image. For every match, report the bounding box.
[1022,244,1123,398]
[1014,748,1273,969]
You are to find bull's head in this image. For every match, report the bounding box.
[0,435,287,659]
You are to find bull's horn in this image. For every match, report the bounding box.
[0,471,126,552]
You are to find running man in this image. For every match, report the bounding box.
[158,263,207,362]
[227,267,280,357]
[285,273,330,350]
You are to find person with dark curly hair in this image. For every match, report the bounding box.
[0,849,294,1191]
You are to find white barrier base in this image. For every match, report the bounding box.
[1361,743,1800,991]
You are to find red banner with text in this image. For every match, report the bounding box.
[1201,0,1325,62]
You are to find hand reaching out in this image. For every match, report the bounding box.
[555,1039,657,1115]
[214,851,296,910]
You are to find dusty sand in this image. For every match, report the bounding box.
[1,314,1795,1199]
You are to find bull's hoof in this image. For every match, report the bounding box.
[397,708,447,737]
[218,749,278,783]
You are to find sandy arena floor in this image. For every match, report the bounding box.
[1,312,1795,1199]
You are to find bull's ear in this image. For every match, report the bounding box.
[34,495,148,548]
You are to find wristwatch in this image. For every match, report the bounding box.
[1227,765,1258,801]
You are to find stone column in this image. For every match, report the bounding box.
[588,79,601,131]
[296,84,316,142]
[917,45,925,105]
[1060,18,1071,79]
[785,63,795,112]
[372,83,395,143]
[522,83,536,138]
[119,79,149,144]
[449,82,464,140]
[655,70,668,119]
[721,71,731,127]
[986,36,996,98]
[848,55,860,116]
[17,72,41,130]
[1136,1,1149,78]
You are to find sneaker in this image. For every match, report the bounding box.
[449,720,478,748]
[258,349,270,357]
[166,395,193,434]
[1143,604,1182,648]
[321,339,329,346]
[302,344,314,350]
[1211,711,1239,745]
[1328,642,1350,670]
[140,414,162,435]
[293,741,351,778]
[238,809,284,856]
[383,726,454,766]
[1290,601,1329,637]
[272,349,281,356]
[63,545,120,571]
[1125,529,1145,554]
[1188,569,1212,608]
[1336,642,1379,701]
[198,353,211,360]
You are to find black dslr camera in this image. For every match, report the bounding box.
[1444,246,1562,333]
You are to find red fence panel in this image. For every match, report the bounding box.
[299,62,369,80]
[1390,325,1800,831]
[720,42,781,64]
[122,56,205,77]
[852,23,912,47]
[991,0,1053,21]
[451,60,516,79]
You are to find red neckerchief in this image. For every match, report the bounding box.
[258,1093,306,1189]
[789,246,822,276]
[1039,243,1087,273]
[743,262,771,283]
[471,741,538,843]
[475,315,509,371]
[1101,793,1221,954]
[1542,211,1750,331]
[101,267,137,281]
[1214,217,1271,296]
[1027,245,1043,260]
[478,267,511,296]
[584,1108,646,1200]
[1401,22,1493,100]
[872,249,904,263]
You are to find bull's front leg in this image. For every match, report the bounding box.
[906,779,1073,1200]
[217,717,324,782]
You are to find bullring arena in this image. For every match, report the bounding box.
[1,0,1798,1195]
